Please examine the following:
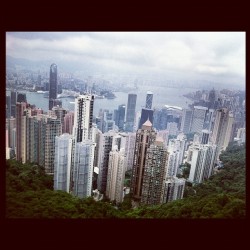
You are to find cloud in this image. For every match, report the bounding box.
[6,32,245,86]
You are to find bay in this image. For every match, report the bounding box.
[7,86,198,117]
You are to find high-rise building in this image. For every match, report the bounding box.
[190,106,208,134]
[44,116,62,174]
[16,102,28,163]
[6,128,10,159]
[106,147,126,203]
[235,127,246,145]
[26,115,39,164]
[97,130,117,193]
[72,140,96,198]
[208,88,216,109]
[162,177,185,203]
[167,133,186,177]
[103,110,115,133]
[181,109,193,134]
[52,106,67,134]
[211,108,234,155]
[203,109,214,131]
[157,129,169,148]
[125,94,137,132]
[11,91,17,118]
[141,138,168,205]
[6,95,11,118]
[63,111,74,134]
[166,122,178,136]
[6,117,16,149]
[145,91,153,109]
[114,104,126,131]
[188,143,217,184]
[201,129,210,144]
[130,119,157,201]
[72,94,94,142]
[123,132,136,171]
[17,93,27,103]
[138,108,154,129]
[54,134,73,192]
[49,63,58,110]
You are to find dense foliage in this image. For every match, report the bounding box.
[6,143,245,218]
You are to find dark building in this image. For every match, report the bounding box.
[125,94,137,132]
[138,108,154,129]
[6,95,11,118]
[11,91,17,118]
[114,104,126,131]
[49,63,58,110]
[208,88,216,109]
[17,93,27,103]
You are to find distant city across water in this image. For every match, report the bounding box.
[7,85,199,117]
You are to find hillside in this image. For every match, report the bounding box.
[6,143,245,218]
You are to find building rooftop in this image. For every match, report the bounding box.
[142,118,152,130]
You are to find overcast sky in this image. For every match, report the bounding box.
[6,32,245,87]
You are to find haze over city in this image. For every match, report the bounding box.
[6,32,245,89]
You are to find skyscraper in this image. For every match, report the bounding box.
[141,138,168,205]
[16,102,28,163]
[138,108,154,129]
[44,116,62,174]
[167,133,186,177]
[49,63,58,110]
[54,133,73,192]
[180,109,193,134]
[162,177,185,203]
[11,91,17,118]
[72,140,96,198]
[211,108,234,155]
[125,94,137,132]
[130,119,157,201]
[52,106,67,133]
[201,129,210,144]
[145,91,153,109]
[63,111,74,134]
[188,143,217,184]
[72,94,94,142]
[17,93,27,103]
[97,130,117,193]
[114,104,126,131]
[6,95,11,118]
[106,147,126,203]
[190,106,208,134]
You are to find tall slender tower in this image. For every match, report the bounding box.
[130,119,157,201]
[72,94,94,142]
[125,94,137,132]
[49,63,58,110]
[145,91,153,109]
[16,102,28,163]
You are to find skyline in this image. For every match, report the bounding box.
[6,32,245,88]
